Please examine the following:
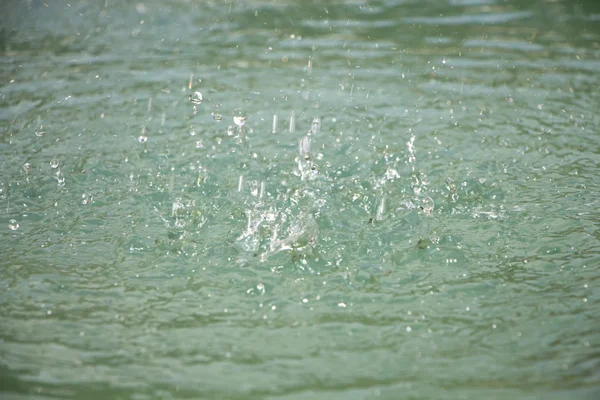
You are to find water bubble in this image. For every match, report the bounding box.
[189,91,203,104]
[233,116,247,127]
[23,163,31,173]
[137,136,148,144]
[8,219,19,230]
[211,112,223,121]
[50,159,59,169]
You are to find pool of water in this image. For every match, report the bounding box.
[1,0,599,398]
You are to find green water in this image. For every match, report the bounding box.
[1,0,600,398]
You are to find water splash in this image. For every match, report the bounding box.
[310,117,321,134]
[189,91,203,105]
[233,116,246,128]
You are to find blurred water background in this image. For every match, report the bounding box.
[1,0,600,398]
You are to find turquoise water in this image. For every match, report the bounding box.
[1,0,599,398]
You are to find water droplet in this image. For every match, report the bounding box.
[195,140,204,149]
[227,125,235,136]
[289,112,296,133]
[23,163,31,173]
[256,283,265,295]
[272,114,278,133]
[137,136,148,144]
[418,196,434,215]
[338,302,346,308]
[311,117,321,134]
[50,159,59,169]
[8,219,19,230]
[233,116,247,127]
[189,91,203,104]
[211,112,222,121]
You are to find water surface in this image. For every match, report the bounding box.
[1,0,600,399]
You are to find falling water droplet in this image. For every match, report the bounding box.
[272,114,278,133]
[23,163,31,173]
[137,136,148,144]
[289,111,296,133]
[8,219,19,230]
[50,160,59,169]
[376,196,386,221]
